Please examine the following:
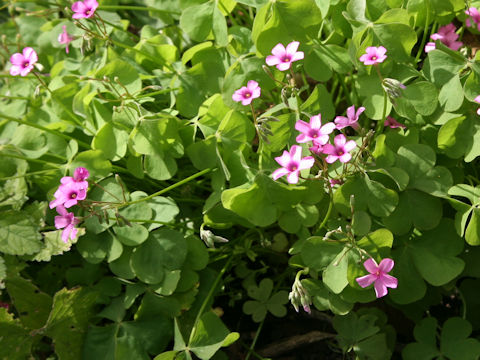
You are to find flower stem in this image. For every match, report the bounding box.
[414,0,431,64]
[122,167,214,207]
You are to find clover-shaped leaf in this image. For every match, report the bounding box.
[448,184,480,245]
[242,278,288,322]
[403,317,480,360]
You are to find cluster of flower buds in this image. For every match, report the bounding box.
[288,274,312,314]
[382,78,406,100]
[200,226,229,248]
[49,167,89,243]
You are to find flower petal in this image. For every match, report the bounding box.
[9,65,21,76]
[55,215,69,229]
[322,144,336,155]
[334,134,347,147]
[334,116,349,129]
[291,51,304,62]
[374,280,388,298]
[286,41,300,55]
[363,258,379,274]
[356,274,377,288]
[339,153,352,163]
[272,167,289,180]
[343,140,357,152]
[325,155,338,163]
[290,145,302,162]
[378,258,394,273]
[271,43,286,57]
[23,47,37,63]
[295,120,311,133]
[380,274,398,288]
[10,53,24,65]
[275,151,292,167]
[266,55,280,66]
[310,114,321,129]
[276,61,291,71]
[346,105,356,120]
[320,122,336,135]
[72,1,87,13]
[298,156,314,170]
[247,80,258,90]
[287,171,299,184]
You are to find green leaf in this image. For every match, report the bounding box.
[180,2,214,42]
[410,220,464,286]
[96,59,142,95]
[45,287,98,360]
[356,229,393,260]
[6,276,52,329]
[402,81,438,116]
[441,317,480,360]
[0,210,43,255]
[189,311,239,359]
[0,308,33,360]
[438,116,471,159]
[302,279,353,315]
[71,150,112,178]
[439,75,464,112]
[253,0,321,56]
[33,230,78,262]
[402,317,439,360]
[131,229,187,284]
[114,224,149,246]
[323,248,349,294]
[372,23,417,62]
[301,237,344,272]
[93,123,128,161]
[82,324,117,360]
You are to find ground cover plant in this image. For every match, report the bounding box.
[2,0,480,358]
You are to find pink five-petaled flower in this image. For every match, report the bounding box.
[384,116,406,129]
[359,46,387,65]
[295,114,335,147]
[322,134,357,164]
[60,167,89,188]
[356,258,398,298]
[266,41,304,71]
[334,105,365,130]
[232,80,261,106]
[474,95,480,115]
[58,26,74,54]
[71,0,98,19]
[466,7,480,31]
[9,47,38,77]
[49,181,87,209]
[55,205,80,243]
[272,145,314,184]
[425,24,462,53]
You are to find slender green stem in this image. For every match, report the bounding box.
[245,320,265,360]
[122,168,214,207]
[0,153,61,167]
[315,186,334,233]
[0,113,90,149]
[375,92,388,135]
[414,0,430,64]
[0,168,59,181]
[188,256,234,344]
[99,5,180,14]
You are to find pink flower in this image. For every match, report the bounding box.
[272,145,314,184]
[55,205,80,243]
[425,24,462,53]
[356,258,398,298]
[424,42,436,53]
[58,25,74,54]
[466,7,480,30]
[334,105,365,130]
[71,0,98,19]
[384,116,406,129]
[61,167,89,188]
[9,47,38,77]
[329,178,343,187]
[322,134,357,164]
[295,114,335,146]
[265,41,304,71]
[474,95,480,115]
[359,46,387,65]
[49,182,87,209]
[232,80,261,105]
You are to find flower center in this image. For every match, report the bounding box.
[244,92,251,98]
[86,9,91,15]
[282,55,291,63]
[308,129,319,138]
[70,192,77,199]
[337,149,344,156]
[371,55,377,60]
[287,162,298,172]
[23,60,30,68]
